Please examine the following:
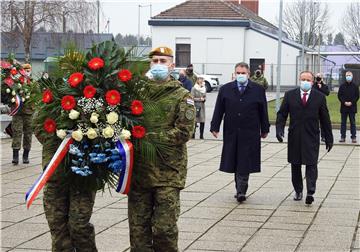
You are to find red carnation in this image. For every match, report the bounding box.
[19,76,25,84]
[130,100,143,115]
[4,77,14,87]
[10,68,17,75]
[105,90,121,106]
[88,57,104,71]
[44,118,57,133]
[42,89,53,104]
[0,61,11,69]
[61,95,76,111]
[132,125,146,139]
[118,69,132,82]
[19,69,26,76]
[68,72,84,87]
[83,85,96,98]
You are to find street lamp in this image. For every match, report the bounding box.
[138,4,152,46]
[316,20,323,73]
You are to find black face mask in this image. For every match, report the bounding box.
[256,72,261,76]
[186,69,193,74]
[316,77,321,81]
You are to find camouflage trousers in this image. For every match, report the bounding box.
[11,113,33,150]
[43,178,97,252]
[128,185,180,252]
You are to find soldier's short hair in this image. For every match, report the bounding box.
[234,62,249,70]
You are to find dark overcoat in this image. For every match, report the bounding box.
[276,88,333,165]
[210,80,270,174]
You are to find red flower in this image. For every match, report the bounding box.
[68,72,84,87]
[130,100,143,115]
[118,69,132,82]
[105,90,121,106]
[10,68,17,75]
[44,118,57,133]
[4,77,14,87]
[19,69,26,76]
[19,76,25,84]
[83,85,96,98]
[132,125,146,139]
[42,89,53,104]
[61,95,76,111]
[88,57,104,71]
[0,61,11,69]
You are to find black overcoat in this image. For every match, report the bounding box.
[276,88,333,165]
[210,80,270,174]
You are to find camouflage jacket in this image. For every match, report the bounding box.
[131,79,196,189]
[250,75,269,90]
[186,73,197,87]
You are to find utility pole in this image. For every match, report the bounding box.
[300,0,305,72]
[97,0,100,33]
[317,20,323,73]
[276,0,283,112]
[138,4,152,46]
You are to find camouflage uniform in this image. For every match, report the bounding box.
[186,73,197,87]
[250,74,269,90]
[34,120,97,252]
[11,102,34,150]
[128,79,195,252]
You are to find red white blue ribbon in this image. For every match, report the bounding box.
[9,94,23,116]
[25,136,73,208]
[116,139,134,194]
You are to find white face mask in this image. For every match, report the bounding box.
[236,74,248,84]
[300,81,312,91]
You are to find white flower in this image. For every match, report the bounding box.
[120,129,131,140]
[90,112,99,123]
[106,112,119,125]
[11,91,16,96]
[6,88,10,93]
[102,126,114,138]
[72,129,83,142]
[18,83,22,88]
[19,90,24,94]
[11,98,15,103]
[69,109,80,120]
[22,98,25,102]
[56,129,67,139]
[86,128,98,140]
[25,95,30,99]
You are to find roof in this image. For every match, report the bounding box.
[1,32,114,61]
[151,0,276,29]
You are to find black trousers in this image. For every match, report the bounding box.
[340,112,357,139]
[234,173,249,196]
[291,164,317,195]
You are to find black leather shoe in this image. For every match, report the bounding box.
[305,195,314,205]
[293,192,303,201]
[236,194,246,203]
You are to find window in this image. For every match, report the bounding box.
[176,44,191,67]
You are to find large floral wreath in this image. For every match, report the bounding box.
[30,41,148,201]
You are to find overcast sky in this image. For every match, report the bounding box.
[100,0,350,37]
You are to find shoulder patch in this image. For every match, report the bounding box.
[186,98,194,106]
[185,109,195,120]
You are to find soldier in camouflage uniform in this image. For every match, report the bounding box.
[34,111,97,251]
[250,69,269,90]
[186,64,197,86]
[12,63,34,165]
[128,46,195,252]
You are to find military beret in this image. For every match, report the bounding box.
[149,46,173,58]
[22,63,32,69]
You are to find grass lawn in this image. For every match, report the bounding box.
[267,92,360,126]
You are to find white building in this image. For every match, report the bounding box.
[149,0,319,88]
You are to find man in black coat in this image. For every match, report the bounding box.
[179,69,193,92]
[210,62,270,203]
[338,71,359,143]
[276,70,333,205]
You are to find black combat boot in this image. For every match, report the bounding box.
[12,149,19,165]
[200,122,205,139]
[23,149,30,164]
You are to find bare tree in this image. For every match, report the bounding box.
[1,1,97,63]
[282,0,330,49]
[342,2,360,62]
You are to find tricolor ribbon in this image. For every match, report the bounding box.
[25,136,73,208]
[9,94,23,116]
[115,139,134,194]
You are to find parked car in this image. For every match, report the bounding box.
[172,68,220,92]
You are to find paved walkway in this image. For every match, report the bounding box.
[1,137,359,251]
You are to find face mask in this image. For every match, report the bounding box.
[150,64,170,81]
[316,77,321,81]
[346,76,353,82]
[300,81,312,91]
[236,74,248,84]
[179,74,186,81]
[186,69,193,74]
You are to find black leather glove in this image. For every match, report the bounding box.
[326,142,333,152]
[276,131,284,143]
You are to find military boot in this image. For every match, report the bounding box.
[23,149,30,164]
[12,149,19,165]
